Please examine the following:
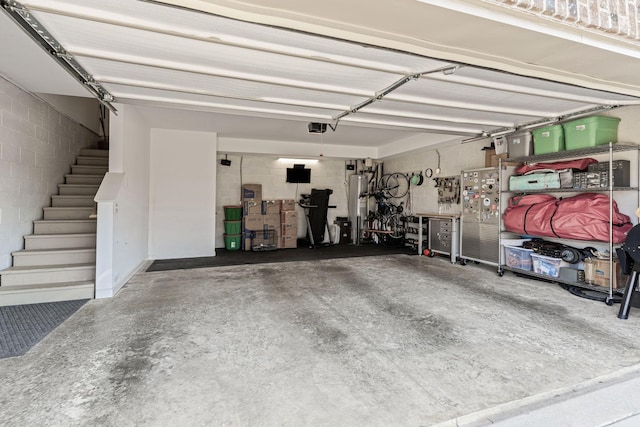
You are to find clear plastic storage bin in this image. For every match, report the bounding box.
[504,245,534,271]
[531,253,564,278]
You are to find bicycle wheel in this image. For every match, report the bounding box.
[386,214,405,239]
[381,173,409,199]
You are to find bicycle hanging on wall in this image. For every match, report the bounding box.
[362,172,409,245]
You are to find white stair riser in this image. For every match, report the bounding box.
[13,250,96,267]
[1,267,95,286]
[25,234,96,250]
[79,148,109,158]
[51,196,95,207]
[0,284,94,307]
[65,175,104,185]
[76,157,108,166]
[71,165,107,175]
[58,185,99,196]
[34,220,96,234]
[43,207,94,220]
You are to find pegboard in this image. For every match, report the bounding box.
[433,176,460,205]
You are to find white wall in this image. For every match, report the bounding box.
[149,129,217,259]
[382,138,488,215]
[218,137,376,159]
[216,154,352,247]
[37,94,102,136]
[95,104,151,298]
[0,76,98,270]
[608,106,640,143]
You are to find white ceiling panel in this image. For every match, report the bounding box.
[5,0,640,152]
[25,0,451,74]
[431,66,640,104]
[341,113,484,135]
[360,100,540,129]
[80,57,366,110]
[388,78,600,118]
[31,13,409,95]
[105,83,343,120]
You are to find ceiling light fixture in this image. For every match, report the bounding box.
[278,158,319,164]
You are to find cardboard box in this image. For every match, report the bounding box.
[585,258,628,288]
[484,149,495,168]
[241,184,262,200]
[280,199,296,211]
[490,153,522,168]
[243,200,262,216]
[281,222,297,236]
[263,213,281,231]
[243,215,264,231]
[281,210,298,224]
[262,200,280,215]
[279,234,297,249]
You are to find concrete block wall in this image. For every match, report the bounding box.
[216,155,351,247]
[0,76,99,270]
[487,0,639,40]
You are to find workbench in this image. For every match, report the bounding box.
[415,212,461,263]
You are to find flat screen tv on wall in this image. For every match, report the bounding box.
[286,166,311,183]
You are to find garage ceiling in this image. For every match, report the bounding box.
[2,0,639,152]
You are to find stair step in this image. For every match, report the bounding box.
[25,233,96,250]
[34,219,96,234]
[70,165,107,176]
[80,148,109,158]
[76,156,109,166]
[0,264,95,287]
[65,174,104,185]
[58,184,100,196]
[0,281,94,307]
[51,195,96,207]
[43,207,94,220]
[12,248,96,267]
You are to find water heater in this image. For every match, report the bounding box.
[349,174,369,245]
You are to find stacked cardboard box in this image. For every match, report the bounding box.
[242,184,264,251]
[241,184,283,250]
[279,199,297,249]
[262,200,280,248]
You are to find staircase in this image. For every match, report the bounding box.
[0,148,108,307]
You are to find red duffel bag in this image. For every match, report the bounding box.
[503,193,632,243]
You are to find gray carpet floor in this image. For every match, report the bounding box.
[147,243,413,271]
[0,299,88,359]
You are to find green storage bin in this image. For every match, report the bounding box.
[563,116,620,150]
[224,234,241,250]
[223,205,242,220]
[224,220,242,234]
[532,125,564,155]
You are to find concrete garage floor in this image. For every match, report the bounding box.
[2,255,640,426]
